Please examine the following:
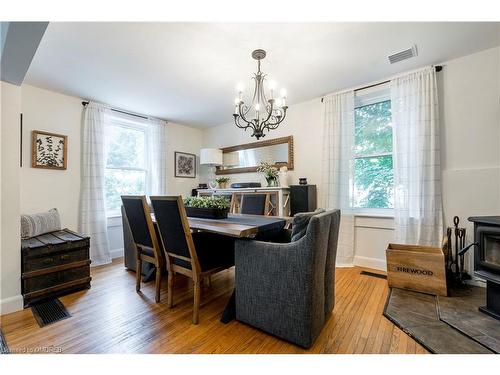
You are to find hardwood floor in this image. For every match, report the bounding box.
[0,258,428,354]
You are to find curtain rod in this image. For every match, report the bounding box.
[81,101,163,122]
[320,65,442,103]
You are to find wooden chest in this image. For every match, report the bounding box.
[386,243,447,296]
[21,229,91,307]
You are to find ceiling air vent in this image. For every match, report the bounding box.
[388,45,418,64]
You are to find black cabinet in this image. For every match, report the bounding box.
[290,185,317,216]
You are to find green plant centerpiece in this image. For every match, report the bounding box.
[257,161,279,187]
[183,196,231,219]
[215,176,230,189]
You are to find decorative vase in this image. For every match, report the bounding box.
[266,176,279,187]
[218,181,228,189]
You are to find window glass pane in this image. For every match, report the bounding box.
[105,124,145,169]
[105,169,146,214]
[353,155,393,209]
[354,100,392,156]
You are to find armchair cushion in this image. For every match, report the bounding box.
[290,208,325,242]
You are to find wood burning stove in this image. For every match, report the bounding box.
[468,216,500,320]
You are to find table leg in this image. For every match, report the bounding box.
[220,290,236,324]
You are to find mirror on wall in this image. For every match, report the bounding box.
[215,136,294,175]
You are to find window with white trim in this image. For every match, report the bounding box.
[353,87,393,209]
[104,116,149,217]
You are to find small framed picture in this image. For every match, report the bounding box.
[174,151,196,178]
[31,130,68,170]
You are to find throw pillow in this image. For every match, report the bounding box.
[290,208,325,242]
[21,208,62,239]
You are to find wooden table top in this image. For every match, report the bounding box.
[153,213,290,238]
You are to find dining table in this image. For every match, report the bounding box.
[153,213,289,323]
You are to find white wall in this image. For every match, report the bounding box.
[166,122,202,196]
[0,81,22,314]
[19,84,203,262]
[201,46,500,271]
[440,46,500,273]
[20,85,83,231]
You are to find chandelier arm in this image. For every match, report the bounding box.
[259,74,268,104]
[235,105,256,131]
[241,103,251,117]
[261,100,275,126]
[264,108,287,129]
[251,75,259,104]
[238,103,250,123]
[234,115,251,130]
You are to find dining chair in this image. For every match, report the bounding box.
[121,195,165,303]
[150,196,235,324]
[234,192,271,215]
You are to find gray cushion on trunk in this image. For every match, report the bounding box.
[21,208,61,239]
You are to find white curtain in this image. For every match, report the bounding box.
[79,102,112,266]
[391,67,443,247]
[321,91,356,266]
[147,118,168,195]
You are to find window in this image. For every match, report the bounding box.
[353,90,393,209]
[104,117,148,216]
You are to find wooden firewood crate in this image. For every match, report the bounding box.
[21,228,91,307]
[386,243,447,296]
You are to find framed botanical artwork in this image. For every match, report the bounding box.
[31,130,68,170]
[174,151,196,178]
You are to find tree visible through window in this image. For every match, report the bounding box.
[105,121,147,216]
[353,100,393,209]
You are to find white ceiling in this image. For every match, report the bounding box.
[26,22,499,128]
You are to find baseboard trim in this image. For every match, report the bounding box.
[354,255,387,271]
[110,248,124,259]
[0,294,23,316]
[335,262,354,268]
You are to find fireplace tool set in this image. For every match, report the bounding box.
[445,216,473,285]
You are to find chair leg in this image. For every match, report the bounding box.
[155,266,162,303]
[167,271,174,308]
[193,279,201,324]
[136,257,142,293]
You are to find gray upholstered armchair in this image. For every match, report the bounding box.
[235,209,340,348]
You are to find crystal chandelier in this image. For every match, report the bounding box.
[233,49,288,140]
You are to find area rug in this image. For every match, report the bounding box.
[384,287,497,354]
